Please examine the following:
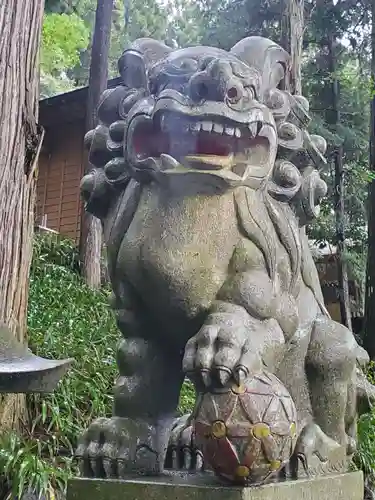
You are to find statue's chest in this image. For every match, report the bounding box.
[117,185,238,312]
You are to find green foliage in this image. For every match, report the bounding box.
[32,234,80,272]
[0,234,196,498]
[41,0,210,94]
[27,239,118,452]
[305,52,370,295]
[107,0,171,78]
[41,13,89,75]
[0,432,71,499]
[353,362,375,487]
[355,410,375,486]
[40,12,90,96]
[40,71,77,99]
[0,234,118,496]
[179,379,196,416]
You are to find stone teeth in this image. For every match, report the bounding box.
[258,124,273,137]
[166,119,243,137]
[258,124,277,144]
[160,153,180,169]
[202,121,213,132]
[213,123,224,134]
[248,122,257,138]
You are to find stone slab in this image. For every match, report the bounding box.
[67,471,364,500]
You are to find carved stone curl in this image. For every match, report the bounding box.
[75,35,375,484]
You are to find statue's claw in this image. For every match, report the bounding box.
[165,414,205,471]
[75,416,164,478]
[183,324,261,389]
[293,422,341,469]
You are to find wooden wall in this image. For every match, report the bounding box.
[36,121,85,242]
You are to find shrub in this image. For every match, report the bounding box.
[0,234,196,499]
[0,432,70,500]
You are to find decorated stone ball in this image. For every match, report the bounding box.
[192,371,298,484]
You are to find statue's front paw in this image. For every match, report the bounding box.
[165,414,204,471]
[75,416,163,478]
[183,323,261,389]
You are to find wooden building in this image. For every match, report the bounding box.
[37,78,121,241]
[313,242,363,324]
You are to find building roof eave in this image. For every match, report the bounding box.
[39,77,123,128]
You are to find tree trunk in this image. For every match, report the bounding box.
[280,0,304,95]
[334,145,352,330]
[289,0,304,95]
[327,34,352,331]
[80,0,114,288]
[364,3,375,358]
[0,0,45,428]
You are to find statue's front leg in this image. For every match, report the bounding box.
[183,270,289,389]
[76,283,185,477]
[77,336,184,477]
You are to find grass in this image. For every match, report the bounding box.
[0,234,195,499]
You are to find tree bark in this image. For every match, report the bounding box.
[289,0,304,95]
[280,0,304,95]
[80,0,114,288]
[0,0,45,428]
[327,34,352,331]
[334,145,352,330]
[364,2,375,358]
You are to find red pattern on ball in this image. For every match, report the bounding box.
[193,371,298,484]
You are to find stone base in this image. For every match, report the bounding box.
[67,471,364,500]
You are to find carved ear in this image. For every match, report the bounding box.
[118,38,173,89]
[118,50,147,90]
[130,38,173,67]
[230,36,291,97]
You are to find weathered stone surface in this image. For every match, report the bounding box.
[75,34,375,481]
[67,471,364,500]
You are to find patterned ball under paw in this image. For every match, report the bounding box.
[193,371,298,485]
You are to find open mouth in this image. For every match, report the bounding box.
[130,110,273,174]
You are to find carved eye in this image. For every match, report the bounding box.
[227,86,239,101]
[226,82,243,104]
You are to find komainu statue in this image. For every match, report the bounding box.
[76,36,375,482]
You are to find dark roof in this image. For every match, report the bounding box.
[39,77,122,128]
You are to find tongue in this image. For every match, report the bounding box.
[196,132,233,156]
[184,154,234,169]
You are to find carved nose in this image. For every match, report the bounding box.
[188,59,233,103]
[188,72,212,102]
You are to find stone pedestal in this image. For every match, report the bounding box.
[67,471,364,500]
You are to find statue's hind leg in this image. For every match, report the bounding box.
[305,315,358,450]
